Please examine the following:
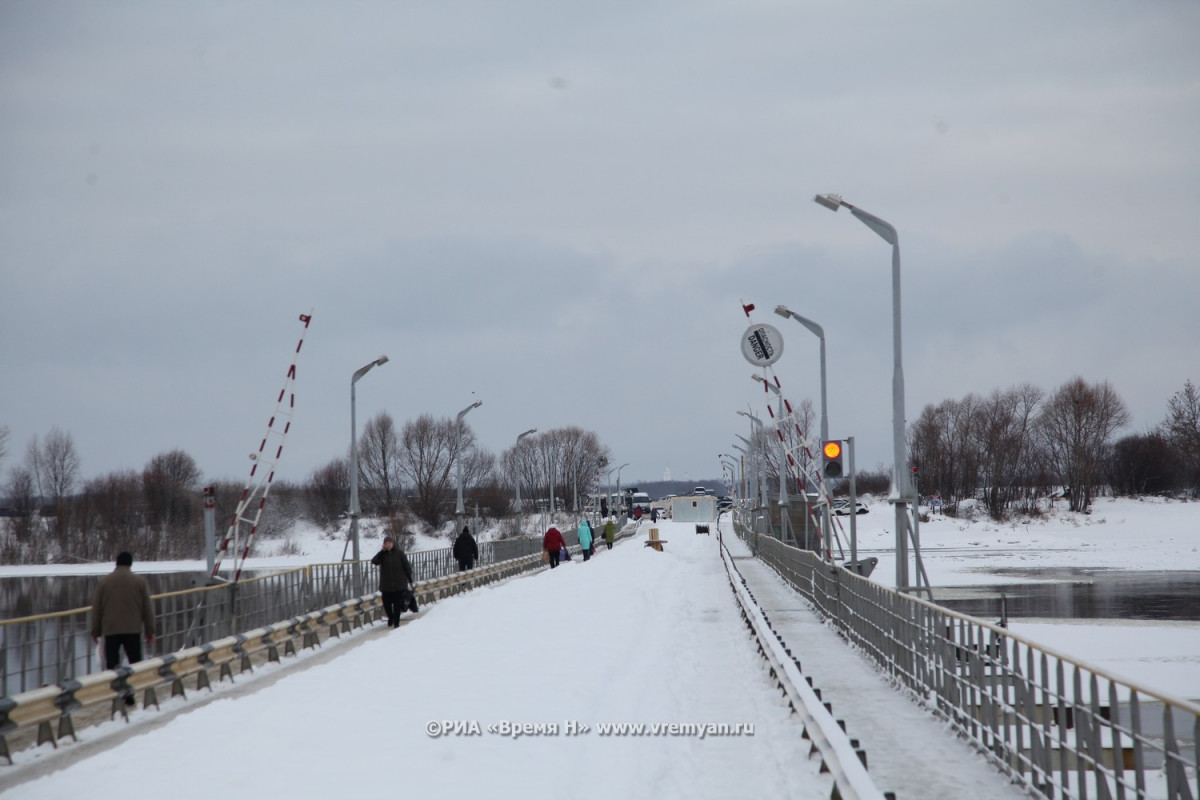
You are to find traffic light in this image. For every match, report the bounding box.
[822,440,844,478]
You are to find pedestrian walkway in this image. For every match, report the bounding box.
[10,521,829,799]
[723,529,1033,800]
[6,520,1038,800]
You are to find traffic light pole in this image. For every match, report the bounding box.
[848,437,857,570]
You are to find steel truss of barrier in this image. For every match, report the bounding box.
[739,524,1199,800]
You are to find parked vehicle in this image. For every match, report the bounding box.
[833,500,868,516]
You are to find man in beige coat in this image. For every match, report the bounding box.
[90,551,156,672]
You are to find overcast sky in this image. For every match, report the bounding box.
[2,1,1198,493]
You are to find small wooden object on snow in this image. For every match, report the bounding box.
[644,527,666,552]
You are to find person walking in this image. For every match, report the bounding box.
[603,519,615,550]
[453,525,478,571]
[372,536,414,628]
[91,551,156,705]
[650,507,659,523]
[543,526,566,569]
[578,518,594,561]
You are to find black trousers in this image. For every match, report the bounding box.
[457,558,474,571]
[548,550,561,568]
[103,633,143,670]
[381,590,404,626]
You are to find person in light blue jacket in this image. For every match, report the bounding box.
[578,518,594,561]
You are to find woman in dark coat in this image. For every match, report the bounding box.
[372,536,414,627]
[453,526,479,571]
[543,526,566,569]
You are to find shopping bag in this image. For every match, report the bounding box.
[541,550,549,564]
[403,589,419,613]
[560,547,572,561]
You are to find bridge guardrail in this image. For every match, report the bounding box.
[0,519,638,763]
[736,520,1200,800]
[720,533,889,800]
[0,550,543,763]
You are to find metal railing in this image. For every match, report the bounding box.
[1,534,548,698]
[741,524,1199,800]
[0,521,638,763]
[0,549,547,766]
[720,534,887,800]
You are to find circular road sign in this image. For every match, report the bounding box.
[740,323,784,367]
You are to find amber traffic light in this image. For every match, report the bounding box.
[822,440,844,478]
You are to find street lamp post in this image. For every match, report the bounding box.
[773,305,832,548]
[349,355,389,594]
[737,410,769,510]
[513,428,537,534]
[455,400,483,529]
[607,463,627,518]
[718,453,740,499]
[731,440,758,534]
[814,193,912,589]
[513,428,537,513]
[615,462,629,517]
[722,451,745,501]
[751,375,791,543]
[732,439,753,502]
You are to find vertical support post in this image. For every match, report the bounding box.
[203,487,216,575]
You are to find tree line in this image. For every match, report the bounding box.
[0,415,610,564]
[734,377,1199,523]
[907,377,1198,519]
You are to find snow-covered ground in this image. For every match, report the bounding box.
[4,495,1196,582]
[850,495,1200,702]
[9,520,833,799]
[851,494,1200,587]
[1,498,1197,799]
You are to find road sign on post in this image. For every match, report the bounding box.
[740,323,784,367]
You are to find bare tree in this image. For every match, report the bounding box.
[534,431,566,510]
[24,435,44,502]
[40,427,80,504]
[143,449,202,549]
[306,457,349,529]
[1161,378,1200,493]
[502,433,543,513]
[909,395,982,506]
[1108,432,1180,496]
[1037,377,1130,512]
[76,470,145,561]
[397,414,457,527]
[25,427,81,543]
[556,427,608,511]
[2,467,39,554]
[358,412,403,516]
[461,447,497,509]
[974,384,1043,519]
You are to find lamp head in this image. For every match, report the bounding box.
[774,304,792,319]
[375,355,389,366]
[814,193,843,212]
